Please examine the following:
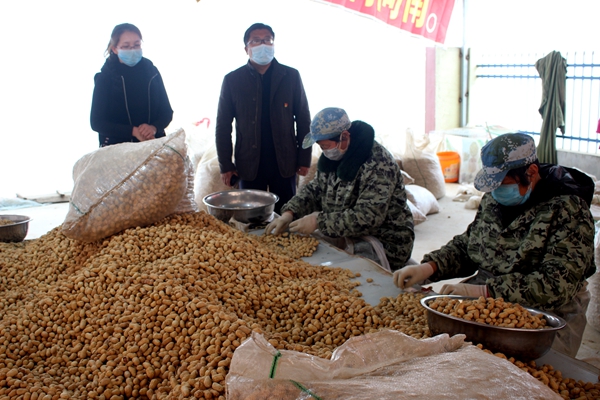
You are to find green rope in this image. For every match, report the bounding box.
[269,351,281,378]
[268,352,321,400]
[165,144,185,161]
[290,380,322,400]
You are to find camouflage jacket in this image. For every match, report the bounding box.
[282,120,414,270]
[423,165,596,310]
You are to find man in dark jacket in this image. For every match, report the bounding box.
[215,22,311,214]
[394,132,596,357]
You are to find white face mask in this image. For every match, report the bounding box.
[250,44,274,65]
[322,134,347,161]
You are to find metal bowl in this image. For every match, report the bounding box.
[0,215,31,243]
[421,295,566,360]
[202,189,279,224]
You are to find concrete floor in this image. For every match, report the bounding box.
[2,183,600,370]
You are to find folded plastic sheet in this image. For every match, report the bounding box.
[226,330,560,399]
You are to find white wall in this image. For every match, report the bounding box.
[1,0,453,198]
[465,0,600,52]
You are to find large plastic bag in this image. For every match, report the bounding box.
[297,146,321,190]
[62,129,194,242]
[193,144,230,213]
[405,184,440,216]
[402,128,446,199]
[226,330,560,399]
[587,224,600,332]
[172,154,199,215]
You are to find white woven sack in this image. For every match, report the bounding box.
[402,128,446,199]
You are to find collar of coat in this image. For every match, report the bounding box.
[317,120,375,181]
[102,56,155,75]
[245,58,282,74]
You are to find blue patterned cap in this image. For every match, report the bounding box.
[474,133,537,192]
[302,107,351,149]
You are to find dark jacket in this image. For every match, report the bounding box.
[423,164,596,310]
[215,58,311,180]
[90,56,173,147]
[282,121,415,270]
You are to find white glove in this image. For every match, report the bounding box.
[289,212,319,235]
[393,263,435,289]
[439,283,488,298]
[264,212,293,235]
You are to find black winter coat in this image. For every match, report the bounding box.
[215,59,311,180]
[90,56,173,147]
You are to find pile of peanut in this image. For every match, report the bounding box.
[0,211,430,399]
[428,296,548,329]
[253,232,319,259]
[0,220,14,226]
[1,211,599,399]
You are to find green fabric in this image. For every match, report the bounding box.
[535,51,566,164]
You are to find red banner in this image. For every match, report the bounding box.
[318,0,455,44]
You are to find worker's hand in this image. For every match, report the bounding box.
[393,263,435,289]
[297,166,310,176]
[439,283,488,298]
[138,124,157,140]
[289,212,319,235]
[264,212,293,235]
[221,171,236,187]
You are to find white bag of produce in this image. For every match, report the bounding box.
[587,227,600,333]
[62,128,196,242]
[193,144,230,213]
[402,128,446,199]
[226,330,560,400]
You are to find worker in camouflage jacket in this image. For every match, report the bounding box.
[394,132,596,357]
[265,107,414,271]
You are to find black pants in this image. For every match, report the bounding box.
[239,159,296,215]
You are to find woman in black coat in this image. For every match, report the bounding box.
[90,23,173,147]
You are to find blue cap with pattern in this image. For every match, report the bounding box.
[302,107,351,149]
[474,132,537,192]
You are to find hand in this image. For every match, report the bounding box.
[138,124,157,140]
[264,212,293,235]
[393,263,435,289]
[221,171,236,186]
[439,283,488,298]
[289,212,319,235]
[297,166,309,176]
[132,126,145,141]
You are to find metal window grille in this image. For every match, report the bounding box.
[472,51,600,154]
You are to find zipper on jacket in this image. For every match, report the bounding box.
[253,73,261,149]
[147,73,158,124]
[121,76,134,142]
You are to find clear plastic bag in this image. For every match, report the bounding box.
[226,330,560,399]
[62,129,191,242]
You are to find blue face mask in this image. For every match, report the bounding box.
[250,44,274,65]
[118,49,143,67]
[492,183,532,206]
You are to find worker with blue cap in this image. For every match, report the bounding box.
[265,107,415,272]
[393,132,596,357]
